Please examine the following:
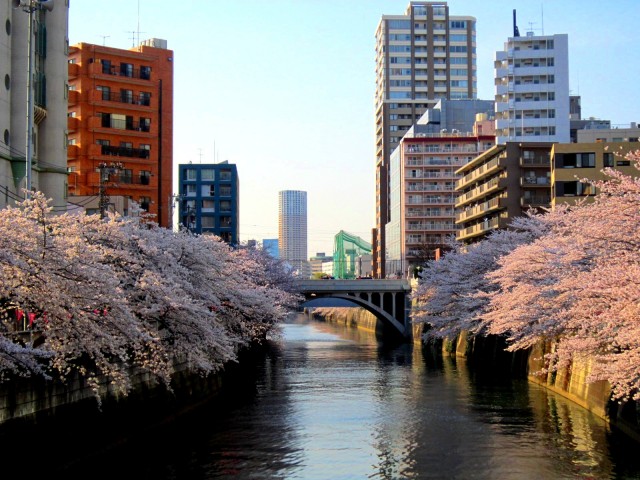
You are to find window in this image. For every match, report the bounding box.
[120,141,133,148]
[388,20,410,29]
[119,169,133,183]
[120,63,133,77]
[220,200,232,212]
[556,181,594,196]
[185,184,197,196]
[201,169,215,180]
[139,117,151,132]
[120,89,133,103]
[450,20,466,29]
[97,85,110,100]
[185,169,196,180]
[139,91,151,106]
[202,199,215,211]
[201,216,214,228]
[140,66,151,80]
[603,153,614,167]
[617,160,631,166]
[96,139,110,146]
[220,169,232,181]
[101,59,111,74]
[139,196,151,211]
[140,170,151,185]
[220,216,232,228]
[219,185,231,196]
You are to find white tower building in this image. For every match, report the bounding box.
[494,32,570,144]
[278,190,308,276]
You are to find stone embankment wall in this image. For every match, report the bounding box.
[310,306,640,441]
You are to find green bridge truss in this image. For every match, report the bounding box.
[332,230,372,279]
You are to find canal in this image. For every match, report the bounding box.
[12,314,640,478]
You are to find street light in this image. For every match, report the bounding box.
[13,0,54,198]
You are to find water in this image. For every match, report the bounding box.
[12,315,640,479]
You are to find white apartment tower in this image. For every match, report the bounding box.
[494,31,570,144]
[374,1,477,278]
[0,1,69,208]
[278,190,308,276]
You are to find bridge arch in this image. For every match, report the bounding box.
[296,279,412,338]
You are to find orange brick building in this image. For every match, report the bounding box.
[67,39,173,227]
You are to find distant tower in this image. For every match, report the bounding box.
[278,190,308,275]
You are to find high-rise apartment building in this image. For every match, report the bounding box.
[374,1,477,277]
[494,32,570,144]
[278,190,308,276]
[178,162,239,245]
[386,129,494,275]
[67,39,173,227]
[1,1,69,208]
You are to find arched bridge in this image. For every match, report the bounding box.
[296,279,412,338]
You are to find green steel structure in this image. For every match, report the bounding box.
[333,230,372,279]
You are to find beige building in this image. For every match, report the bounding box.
[374,1,477,278]
[576,124,640,143]
[551,142,638,207]
[1,1,69,208]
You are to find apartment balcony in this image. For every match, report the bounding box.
[456,177,508,208]
[92,90,151,107]
[406,184,454,193]
[98,118,151,133]
[520,156,550,167]
[406,209,455,218]
[68,89,80,106]
[514,100,550,111]
[407,223,457,231]
[521,194,551,208]
[91,63,152,81]
[67,116,80,131]
[456,216,510,242]
[513,65,554,76]
[521,176,550,187]
[513,83,553,94]
[101,145,151,159]
[510,49,548,60]
[84,171,153,189]
[67,144,80,159]
[406,196,455,205]
[456,196,507,224]
[68,62,80,78]
[456,154,507,190]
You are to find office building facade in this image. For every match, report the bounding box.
[374,1,477,277]
[278,190,307,276]
[1,1,69,208]
[178,162,239,245]
[494,33,570,144]
[67,39,173,227]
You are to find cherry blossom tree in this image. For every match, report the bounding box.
[0,193,298,400]
[484,150,640,401]
[412,213,549,340]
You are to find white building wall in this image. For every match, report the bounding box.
[494,33,570,144]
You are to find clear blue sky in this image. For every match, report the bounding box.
[68,0,640,256]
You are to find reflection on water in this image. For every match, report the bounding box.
[41,315,640,478]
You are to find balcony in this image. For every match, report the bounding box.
[101,145,150,159]
[67,144,80,159]
[521,195,551,208]
[520,156,550,167]
[99,118,151,133]
[456,196,507,223]
[67,116,80,131]
[68,62,80,78]
[456,216,510,242]
[98,64,152,81]
[520,176,550,187]
[68,89,80,105]
[456,176,508,208]
[456,155,507,190]
[97,91,151,106]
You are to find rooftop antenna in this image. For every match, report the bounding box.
[527,21,538,35]
[198,148,203,164]
[513,9,520,37]
[99,35,110,46]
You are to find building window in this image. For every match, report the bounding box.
[201,169,215,180]
[119,169,133,184]
[603,153,614,167]
[202,199,215,211]
[120,89,133,103]
[219,169,232,181]
[97,85,110,101]
[101,59,111,74]
[201,216,214,228]
[185,169,196,180]
[617,160,631,166]
[139,91,151,106]
[139,196,151,211]
[219,185,231,196]
[220,216,232,228]
[120,63,133,77]
[140,170,151,185]
[140,65,151,80]
[220,200,231,212]
[185,184,196,196]
[139,117,151,132]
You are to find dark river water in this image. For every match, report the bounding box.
[16,315,640,479]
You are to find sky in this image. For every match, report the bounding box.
[67,0,640,256]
